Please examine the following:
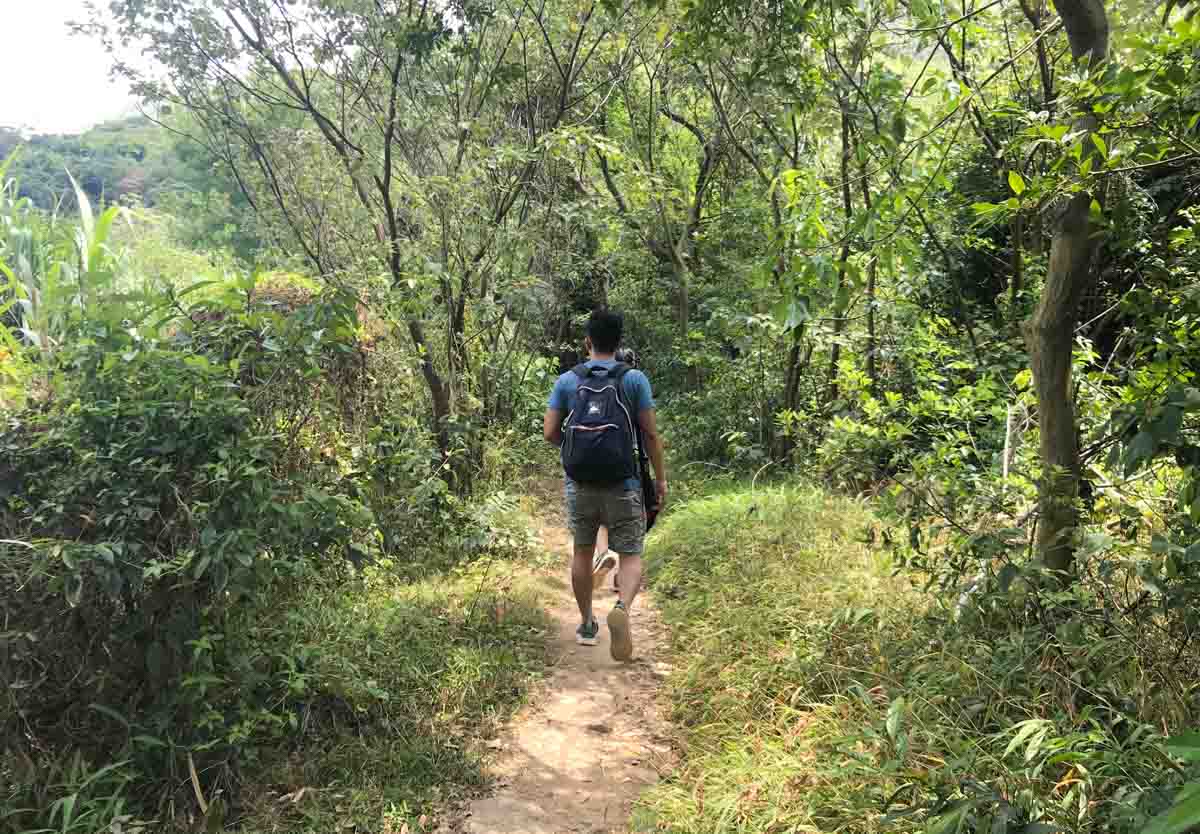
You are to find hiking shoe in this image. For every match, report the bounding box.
[607,602,633,662]
[576,618,600,646]
[592,550,617,591]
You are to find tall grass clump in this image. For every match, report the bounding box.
[635,485,1199,834]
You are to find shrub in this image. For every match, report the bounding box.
[0,330,373,813]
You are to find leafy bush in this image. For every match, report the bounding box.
[0,323,371,813]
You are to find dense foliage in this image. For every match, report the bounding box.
[0,166,546,831]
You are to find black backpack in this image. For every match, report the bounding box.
[561,362,639,485]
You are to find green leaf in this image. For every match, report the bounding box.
[1143,782,1200,834]
[1185,541,1200,563]
[997,563,1019,592]
[90,205,120,270]
[1125,431,1157,476]
[177,279,218,299]
[887,696,905,740]
[1092,133,1108,158]
[1156,405,1185,440]
[928,800,971,834]
[193,554,212,580]
[1025,724,1049,763]
[65,573,84,607]
[784,298,810,331]
[1166,732,1200,761]
[64,170,95,247]
[89,703,131,728]
[1005,719,1048,759]
[59,793,78,830]
[1008,171,1026,195]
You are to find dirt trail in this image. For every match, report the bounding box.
[440,504,675,834]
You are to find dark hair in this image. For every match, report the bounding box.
[586,309,623,354]
[615,347,638,367]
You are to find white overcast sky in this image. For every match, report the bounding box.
[1,0,136,134]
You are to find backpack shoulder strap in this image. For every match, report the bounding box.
[608,362,643,458]
[571,363,592,379]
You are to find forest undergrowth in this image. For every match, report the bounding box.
[7,0,1200,831]
[229,550,554,834]
[636,484,1200,834]
[3,505,555,834]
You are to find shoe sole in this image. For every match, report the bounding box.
[607,606,633,662]
[592,555,616,592]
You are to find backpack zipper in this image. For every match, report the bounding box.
[575,384,637,461]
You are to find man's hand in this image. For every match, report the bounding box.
[655,479,668,508]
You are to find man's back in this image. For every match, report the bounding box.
[541,309,666,662]
[548,359,653,490]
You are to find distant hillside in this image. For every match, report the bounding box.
[0,116,218,209]
[0,116,259,259]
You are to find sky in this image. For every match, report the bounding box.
[0,0,137,135]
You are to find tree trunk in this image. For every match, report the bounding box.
[859,161,878,394]
[674,255,690,339]
[865,258,878,393]
[826,99,854,405]
[1011,213,1025,305]
[408,319,453,467]
[779,324,808,460]
[1022,0,1108,577]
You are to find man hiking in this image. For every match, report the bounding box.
[544,310,667,661]
[590,347,651,593]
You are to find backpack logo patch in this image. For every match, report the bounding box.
[587,402,602,415]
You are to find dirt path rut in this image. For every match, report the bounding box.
[442,511,675,834]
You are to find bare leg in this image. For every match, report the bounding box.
[607,551,641,661]
[591,526,616,591]
[571,543,596,625]
[594,525,609,556]
[616,553,642,609]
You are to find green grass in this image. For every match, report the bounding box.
[634,484,913,834]
[0,553,552,834]
[232,555,552,833]
[634,484,1192,834]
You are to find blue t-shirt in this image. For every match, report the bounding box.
[548,359,654,490]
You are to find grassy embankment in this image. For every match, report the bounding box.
[3,497,555,834]
[234,552,553,832]
[233,500,556,833]
[635,485,1185,834]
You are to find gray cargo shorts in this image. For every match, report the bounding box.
[565,479,645,556]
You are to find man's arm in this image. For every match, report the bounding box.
[544,408,564,447]
[637,408,668,506]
